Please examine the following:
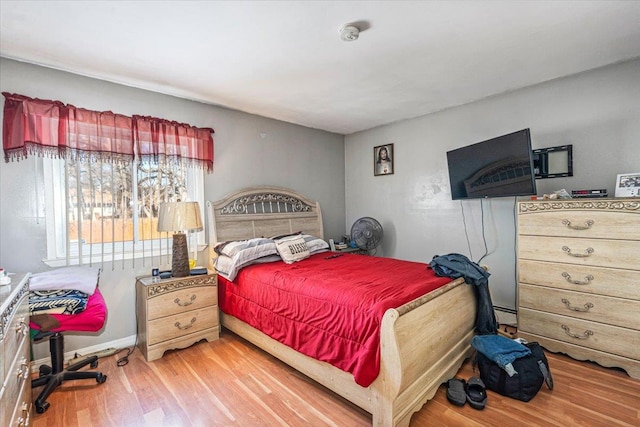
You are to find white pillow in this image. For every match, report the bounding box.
[213,238,279,280]
[274,235,310,264]
[301,234,329,254]
[215,238,276,257]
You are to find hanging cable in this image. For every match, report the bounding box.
[460,200,474,261]
[477,198,490,264]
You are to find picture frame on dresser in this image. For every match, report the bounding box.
[614,172,640,197]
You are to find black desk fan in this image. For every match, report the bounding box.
[350,217,383,255]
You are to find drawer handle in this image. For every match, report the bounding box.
[16,358,30,380]
[174,294,197,307]
[562,246,594,258]
[561,272,594,285]
[18,402,30,427]
[15,319,28,336]
[561,324,593,340]
[562,219,594,230]
[175,317,196,330]
[561,298,594,312]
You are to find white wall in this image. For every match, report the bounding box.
[0,58,346,358]
[345,59,640,312]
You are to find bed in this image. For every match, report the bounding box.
[206,186,477,427]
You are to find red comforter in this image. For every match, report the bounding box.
[218,252,453,387]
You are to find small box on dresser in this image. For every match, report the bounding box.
[136,273,219,362]
[1,273,32,427]
[517,199,640,378]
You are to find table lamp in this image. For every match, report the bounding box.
[157,201,203,277]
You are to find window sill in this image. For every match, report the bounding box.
[43,250,171,268]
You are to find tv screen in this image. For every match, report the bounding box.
[446,129,536,200]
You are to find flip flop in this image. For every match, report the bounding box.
[446,378,466,407]
[465,376,487,410]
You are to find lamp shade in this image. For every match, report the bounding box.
[157,202,203,233]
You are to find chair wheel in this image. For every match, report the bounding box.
[39,365,52,376]
[36,401,50,414]
[90,360,99,369]
[97,373,107,384]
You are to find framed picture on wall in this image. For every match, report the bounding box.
[615,172,640,197]
[374,144,394,176]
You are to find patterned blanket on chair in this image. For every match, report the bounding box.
[29,289,89,315]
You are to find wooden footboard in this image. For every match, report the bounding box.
[374,277,476,426]
[220,276,476,426]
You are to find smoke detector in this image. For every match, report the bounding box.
[340,25,360,42]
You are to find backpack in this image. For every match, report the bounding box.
[475,342,553,402]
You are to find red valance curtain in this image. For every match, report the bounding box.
[134,115,214,172]
[2,92,214,171]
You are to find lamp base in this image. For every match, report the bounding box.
[172,233,190,277]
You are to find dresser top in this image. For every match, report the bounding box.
[518,198,639,213]
[0,272,30,315]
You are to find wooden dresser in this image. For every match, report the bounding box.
[136,273,219,361]
[517,199,639,378]
[1,273,31,427]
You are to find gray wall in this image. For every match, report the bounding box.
[0,58,346,358]
[2,57,639,357]
[345,59,640,312]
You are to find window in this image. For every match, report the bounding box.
[43,156,204,267]
[3,92,214,269]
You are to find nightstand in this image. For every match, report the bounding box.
[136,273,219,361]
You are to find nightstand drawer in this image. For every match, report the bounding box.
[147,306,219,346]
[147,285,217,320]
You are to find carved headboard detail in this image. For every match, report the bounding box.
[206,186,324,248]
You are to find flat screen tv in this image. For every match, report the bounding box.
[446,129,536,200]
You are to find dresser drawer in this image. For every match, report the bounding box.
[3,294,29,379]
[519,308,640,360]
[519,284,640,330]
[1,339,30,427]
[518,260,640,300]
[147,285,217,320]
[147,306,219,346]
[518,235,640,270]
[8,387,31,427]
[518,209,640,239]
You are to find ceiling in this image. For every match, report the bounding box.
[1,1,640,135]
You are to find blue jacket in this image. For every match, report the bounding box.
[430,253,498,335]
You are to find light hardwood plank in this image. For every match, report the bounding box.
[32,330,640,427]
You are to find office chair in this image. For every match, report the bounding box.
[31,331,107,413]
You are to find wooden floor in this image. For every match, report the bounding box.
[31,330,640,427]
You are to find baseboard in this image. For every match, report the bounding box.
[495,308,517,327]
[31,334,137,373]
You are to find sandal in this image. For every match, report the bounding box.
[465,376,487,410]
[446,378,466,407]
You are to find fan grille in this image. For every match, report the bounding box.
[350,217,383,250]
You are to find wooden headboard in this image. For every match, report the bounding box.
[206,186,324,250]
